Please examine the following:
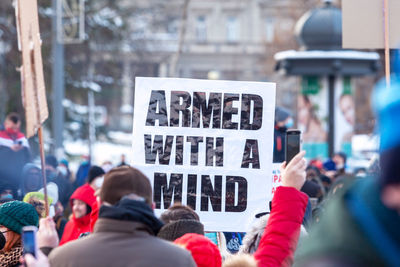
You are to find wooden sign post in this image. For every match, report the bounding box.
[15,0,50,216]
[342,0,400,88]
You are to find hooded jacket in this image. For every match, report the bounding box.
[59,184,96,245]
[20,163,43,196]
[89,200,99,232]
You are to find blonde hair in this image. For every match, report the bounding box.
[223,253,258,267]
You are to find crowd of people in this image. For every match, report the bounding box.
[0,78,400,267]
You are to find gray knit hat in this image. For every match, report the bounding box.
[275,107,292,123]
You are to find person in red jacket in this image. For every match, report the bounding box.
[254,150,308,267]
[59,184,96,245]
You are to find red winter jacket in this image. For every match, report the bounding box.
[254,186,308,267]
[59,184,96,245]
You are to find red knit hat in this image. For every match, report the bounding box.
[174,233,222,267]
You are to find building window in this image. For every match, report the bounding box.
[196,15,207,42]
[226,16,239,43]
[167,17,179,36]
[265,18,274,43]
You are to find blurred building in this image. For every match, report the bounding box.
[89,0,377,140]
[107,0,320,131]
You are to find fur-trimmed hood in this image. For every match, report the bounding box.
[240,214,308,254]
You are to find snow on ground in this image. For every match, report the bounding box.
[64,139,132,166]
[108,131,132,145]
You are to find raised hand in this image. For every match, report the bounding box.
[280,151,307,191]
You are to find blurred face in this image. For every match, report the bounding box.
[339,95,355,126]
[306,169,319,180]
[277,117,291,128]
[297,96,310,126]
[4,119,20,132]
[25,169,41,191]
[333,154,345,167]
[382,185,400,214]
[72,199,87,219]
[54,201,64,216]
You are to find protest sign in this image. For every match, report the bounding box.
[271,163,282,196]
[132,77,276,232]
[15,0,49,215]
[16,0,48,138]
[342,0,400,49]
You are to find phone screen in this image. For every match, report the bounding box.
[204,232,218,246]
[22,230,36,257]
[286,130,300,164]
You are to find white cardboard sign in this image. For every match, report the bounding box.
[132,77,276,232]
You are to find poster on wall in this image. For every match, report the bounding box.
[334,77,354,156]
[298,76,328,159]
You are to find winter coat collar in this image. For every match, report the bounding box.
[94,217,157,237]
[98,199,163,235]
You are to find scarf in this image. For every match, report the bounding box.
[0,246,22,267]
[99,199,163,235]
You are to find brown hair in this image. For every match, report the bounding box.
[160,204,200,223]
[223,254,258,267]
[3,230,21,252]
[5,113,20,124]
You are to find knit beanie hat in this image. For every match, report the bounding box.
[100,166,152,206]
[59,159,69,167]
[174,233,222,267]
[87,166,105,184]
[45,155,58,169]
[157,219,205,241]
[0,201,39,234]
[275,107,291,123]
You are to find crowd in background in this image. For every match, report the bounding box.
[0,77,399,267]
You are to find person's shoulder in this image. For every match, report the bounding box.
[136,235,194,261]
[146,234,190,254]
[49,239,82,261]
[16,131,26,139]
[148,237,196,265]
[50,234,96,262]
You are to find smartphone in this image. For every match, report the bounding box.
[22,226,38,258]
[204,232,219,246]
[285,130,301,164]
